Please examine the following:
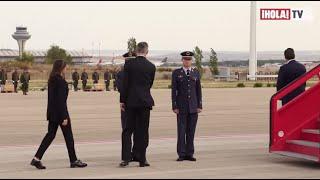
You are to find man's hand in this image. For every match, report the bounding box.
[173,109,179,114]
[197,108,202,113]
[62,119,68,126]
[120,103,125,112]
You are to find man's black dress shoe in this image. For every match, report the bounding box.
[70,160,87,168]
[30,159,46,170]
[139,161,150,167]
[176,157,185,161]
[119,161,130,167]
[185,156,197,161]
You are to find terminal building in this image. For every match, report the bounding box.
[0,49,92,64]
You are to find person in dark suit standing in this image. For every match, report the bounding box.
[12,69,19,93]
[120,42,156,167]
[116,52,138,163]
[117,52,136,129]
[81,69,88,91]
[0,68,5,92]
[0,68,7,85]
[172,51,202,162]
[92,69,99,84]
[112,69,118,91]
[72,69,80,91]
[20,68,30,95]
[31,60,87,170]
[104,69,111,91]
[276,48,306,105]
[0,68,2,85]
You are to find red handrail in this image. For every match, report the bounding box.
[270,64,320,149]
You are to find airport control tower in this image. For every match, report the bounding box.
[12,26,31,59]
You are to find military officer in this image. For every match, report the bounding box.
[72,69,80,91]
[20,68,30,95]
[104,69,111,91]
[116,52,136,129]
[12,68,20,93]
[171,51,202,162]
[0,68,7,85]
[0,68,3,86]
[117,52,138,164]
[112,69,117,91]
[0,68,5,92]
[81,69,88,90]
[92,69,99,84]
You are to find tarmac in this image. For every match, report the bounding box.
[0,88,320,179]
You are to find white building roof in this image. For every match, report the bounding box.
[0,49,92,57]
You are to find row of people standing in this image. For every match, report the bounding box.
[72,69,120,91]
[0,68,30,95]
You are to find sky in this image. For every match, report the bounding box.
[1,1,320,52]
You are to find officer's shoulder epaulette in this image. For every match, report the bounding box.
[192,67,200,73]
[172,68,182,74]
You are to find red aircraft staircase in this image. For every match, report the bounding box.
[270,65,320,162]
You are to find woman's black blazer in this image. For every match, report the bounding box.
[46,74,70,123]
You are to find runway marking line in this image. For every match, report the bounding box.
[0,134,268,150]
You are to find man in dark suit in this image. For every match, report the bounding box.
[172,51,202,162]
[120,42,156,167]
[276,48,306,105]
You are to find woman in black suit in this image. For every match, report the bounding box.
[31,60,87,169]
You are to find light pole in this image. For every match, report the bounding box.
[248,1,257,80]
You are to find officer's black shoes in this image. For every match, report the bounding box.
[185,156,197,161]
[119,161,130,168]
[70,160,87,168]
[139,161,150,167]
[120,160,149,167]
[30,159,46,170]
[176,157,185,161]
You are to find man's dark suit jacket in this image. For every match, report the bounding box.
[276,60,306,105]
[120,56,156,108]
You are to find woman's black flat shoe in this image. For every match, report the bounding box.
[70,160,87,168]
[30,159,46,170]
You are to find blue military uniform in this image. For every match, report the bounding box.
[171,51,202,160]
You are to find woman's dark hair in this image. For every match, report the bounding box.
[284,48,295,60]
[49,60,67,82]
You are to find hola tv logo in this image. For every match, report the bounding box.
[260,8,312,21]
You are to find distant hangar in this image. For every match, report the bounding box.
[0,49,92,63]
